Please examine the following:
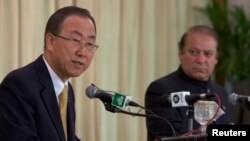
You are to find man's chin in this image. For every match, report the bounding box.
[192,74,209,81]
[70,71,84,77]
[195,76,209,81]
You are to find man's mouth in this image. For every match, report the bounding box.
[72,60,84,66]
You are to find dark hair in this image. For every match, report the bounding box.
[178,25,220,57]
[44,6,96,43]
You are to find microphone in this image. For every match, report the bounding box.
[160,91,215,107]
[86,84,113,103]
[85,84,140,107]
[228,92,250,105]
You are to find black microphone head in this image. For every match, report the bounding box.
[205,93,215,99]
[85,85,99,99]
[228,92,250,105]
[85,84,113,103]
[228,93,237,105]
[159,94,171,107]
[186,93,215,104]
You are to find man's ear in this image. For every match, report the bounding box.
[214,58,218,65]
[45,33,55,51]
[178,50,184,62]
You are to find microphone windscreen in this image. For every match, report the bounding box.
[159,94,171,107]
[85,85,97,99]
[205,93,215,98]
[228,93,237,105]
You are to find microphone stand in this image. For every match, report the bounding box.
[187,99,201,134]
[187,104,194,133]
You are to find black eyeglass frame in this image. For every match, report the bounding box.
[52,34,99,52]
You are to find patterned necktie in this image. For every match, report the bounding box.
[59,86,68,140]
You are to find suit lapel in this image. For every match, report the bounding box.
[34,55,66,141]
[67,84,75,141]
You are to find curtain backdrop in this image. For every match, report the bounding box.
[0,0,209,141]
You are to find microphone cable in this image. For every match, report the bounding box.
[87,83,177,136]
[100,96,177,136]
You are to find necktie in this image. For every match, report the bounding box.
[59,86,68,140]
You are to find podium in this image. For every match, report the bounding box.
[157,133,207,141]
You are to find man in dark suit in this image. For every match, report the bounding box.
[145,25,231,141]
[0,6,98,141]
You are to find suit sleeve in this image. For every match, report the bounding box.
[0,75,39,141]
[145,82,184,140]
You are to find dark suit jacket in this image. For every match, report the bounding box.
[145,67,231,141]
[0,55,80,141]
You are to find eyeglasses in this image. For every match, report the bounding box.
[52,34,99,53]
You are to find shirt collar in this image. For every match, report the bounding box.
[177,66,209,88]
[42,55,68,103]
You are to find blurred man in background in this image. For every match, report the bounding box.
[145,25,231,141]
